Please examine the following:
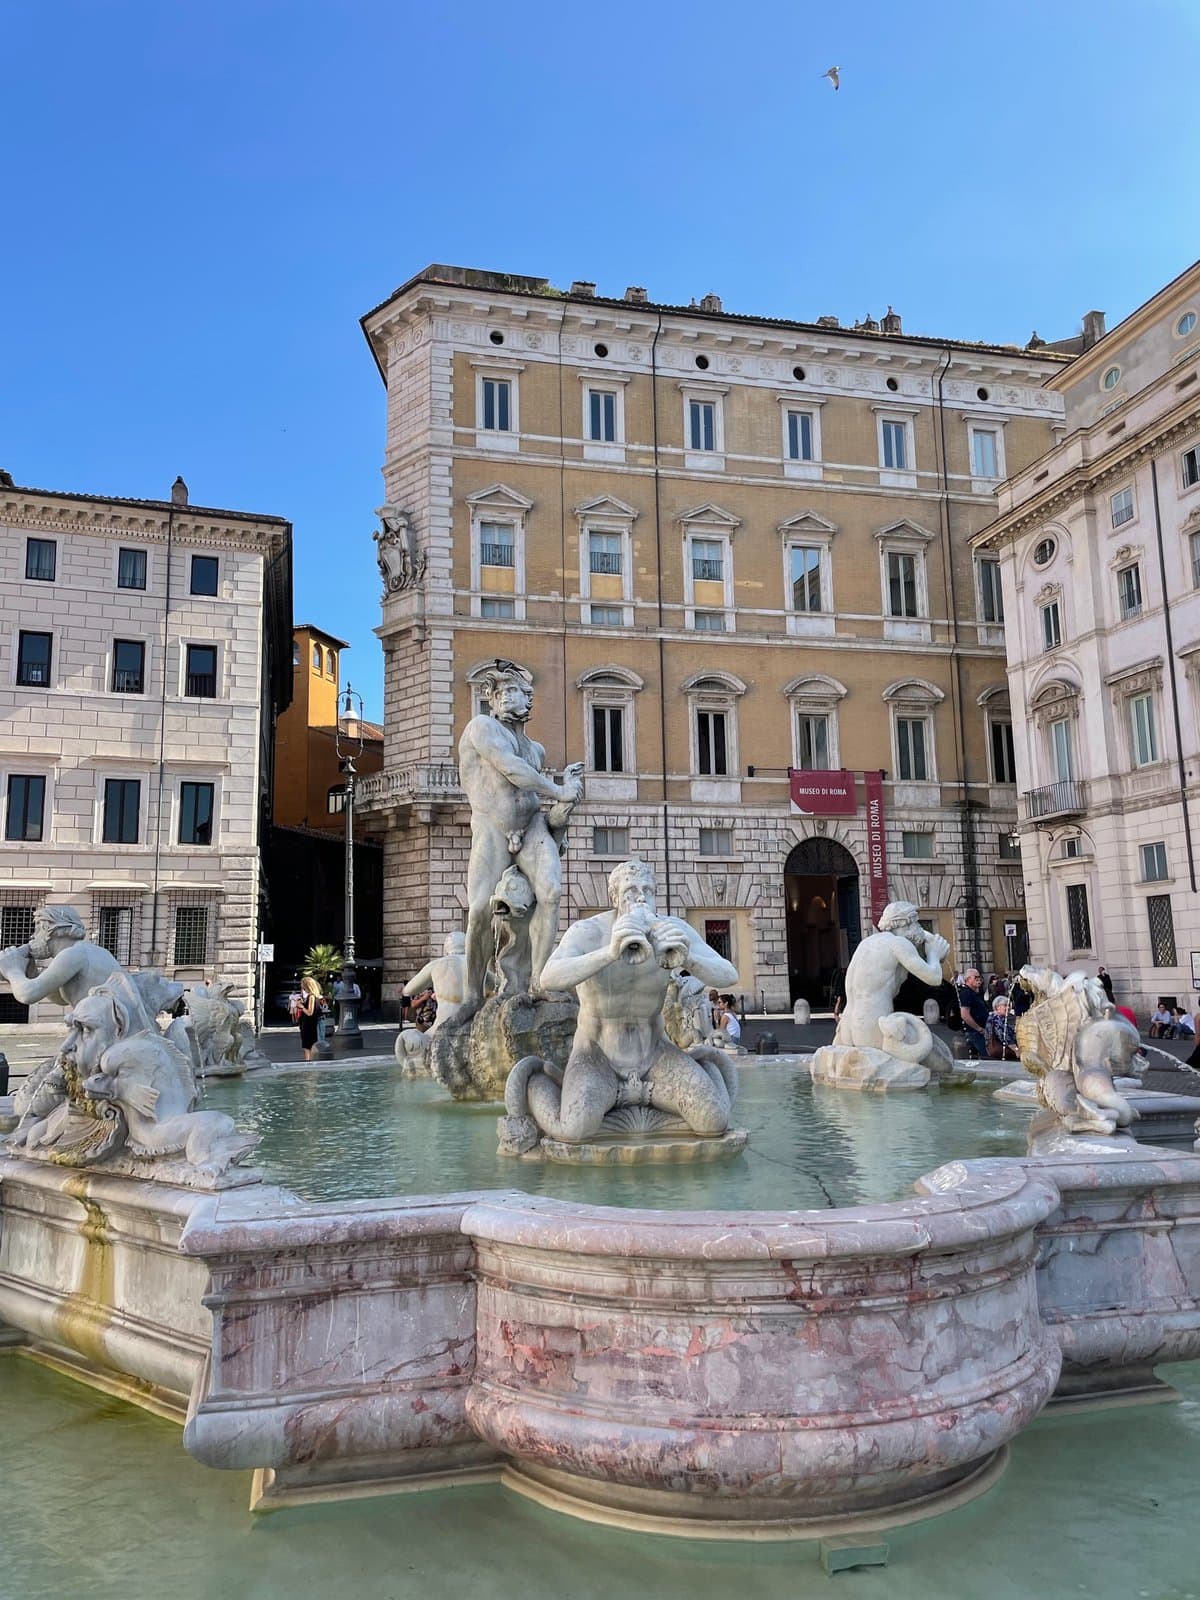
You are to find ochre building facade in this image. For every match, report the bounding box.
[358,266,1067,1011]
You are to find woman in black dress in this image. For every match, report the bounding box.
[297,975,322,1061]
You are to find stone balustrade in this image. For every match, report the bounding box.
[355,762,463,811]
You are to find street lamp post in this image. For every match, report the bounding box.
[333,682,365,1052]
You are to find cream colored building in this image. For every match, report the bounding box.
[975,261,1200,1015]
[358,267,1067,1010]
[0,477,292,1023]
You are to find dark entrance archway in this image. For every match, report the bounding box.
[784,838,862,1006]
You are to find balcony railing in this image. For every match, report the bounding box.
[692,559,724,581]
[356,762,463,811]
[589,551,622,575]
[186,673,217,698]
[1023,779,1087,820]
[480,543,514,568]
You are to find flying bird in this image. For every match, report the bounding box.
[821,66,840,91]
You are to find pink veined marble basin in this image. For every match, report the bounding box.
[461,1169,1062,1534]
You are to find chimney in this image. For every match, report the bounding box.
[1081,310,1106,350]
[0,469,13,488]
[570,280,596,297]
[816,315,840,329]
[624,285,648,304]
[881,305,902,334]
[171,475,189,505]
[699,293,722,314]
[860,314,880,332]
[1026,330,1046,349]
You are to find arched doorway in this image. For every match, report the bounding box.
[784,838,862,1006]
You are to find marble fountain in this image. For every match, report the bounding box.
[4,669,1200,1581]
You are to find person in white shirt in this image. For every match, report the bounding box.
[714,994,741,1044]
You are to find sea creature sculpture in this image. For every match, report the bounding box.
[1015,965,1138,1137]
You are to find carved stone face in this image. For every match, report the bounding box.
[64,993,121,1080]
[29,913,61,961]
[489,681,533,725]
[611,864,657,917]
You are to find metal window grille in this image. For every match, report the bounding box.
[592,826,629,856]
[1147,894,1177,966]
[699,827,733,856]
[16,632,52,686]
[0,895,34,1022]
[588,533,622,575]
[186,646,217,698]
[93,894,141,967]
[173,903,212,966]
[1066,883,1092,951]
[704,919,732,961]
[25,538,56,581]
[480,540,514,568]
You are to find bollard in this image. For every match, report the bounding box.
[0,1051,7,1096]
[922,998,942,1026]
[755,1034,779,1055]
[793,998,811,1026]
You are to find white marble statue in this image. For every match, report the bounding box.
[402,933,467,1033]
[458,661,583,1013]
[664,971,714,1051]
[3,903,257,1179]
[1016,965,1139,1140]
[501,860,740,1150]
[170,980,266,1078]
[809,901,958,1091]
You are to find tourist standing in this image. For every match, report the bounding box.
[984,996,1020,1061]
[1097,965,1115,1004]
[295,975,323,1061]
[956,969,990,1058]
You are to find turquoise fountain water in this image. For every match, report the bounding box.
[201,1062,1030,1209]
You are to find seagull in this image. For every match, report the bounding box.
[821,66,840,91]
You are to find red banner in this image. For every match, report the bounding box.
[788,769,857,816]
[865,770,888,927]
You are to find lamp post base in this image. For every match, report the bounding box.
[332,960,364,1052]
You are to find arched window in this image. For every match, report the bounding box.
[978,686,1016,786]
[682,671,746,779]
[326,647,336,678]
[883,678,944,784]
[577,666,643,787]
[784,674,847,771]
[292,640,300,668]
[312,642,322,671]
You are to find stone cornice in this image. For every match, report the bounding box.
[974,393,1200,550]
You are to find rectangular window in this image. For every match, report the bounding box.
[991,719,1017,784]
[1130,692,1158,766]
[697,710,728,776]
[480,597,515,620]
[481,378,511,432]
[190,555,219,596]
[971,428,999,478]
[588,530,622,575]
[796,713,830,770]
[25,538,56,581]
[102,778,141,844]
[1183,445,1200,488]
[1117,563,1143,620]
[174,905,209,965]
[1050,717,1074,782]
[591,705,624,773]
[704,919,732,961]
[587,389,617,442]
[1111,486,1135,527]
[1066,883,1092,951]
[328,787,347,814]
[179,781,215,845]
[881,419,908,470]
[1141,842,1168,882]
[117,547,147,589]
[978,558,1004,623]
[887,552,919,617]
[786,410,814,461]
[1148,895,1177,966]
[185,644,218,698]
[902,830,934,859]
[589,604,624,627]
[999,831,1022,861]
[1061,837,1081,859]
[790,545,822,612]
[97,905,133,966]
[5,775,45,842]
[111,639,146,694]
[16,631,52,687]
[692,611,726,632]
[691,538,723,581]
[1191,531,1200,589]
[592,825,629,856]
[479,521,514,568]
[688,399,716,453]
[896,717,929,781]
[1040,600,1062,650]
[699,826,734,856]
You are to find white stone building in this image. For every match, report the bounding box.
[0,477,292,1024]
[975,261,1200,1014]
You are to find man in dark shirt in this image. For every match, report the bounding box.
[956,968,990,1058]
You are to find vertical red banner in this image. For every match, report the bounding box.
[865,770,888,928]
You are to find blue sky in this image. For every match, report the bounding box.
[4,0,1197,719]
